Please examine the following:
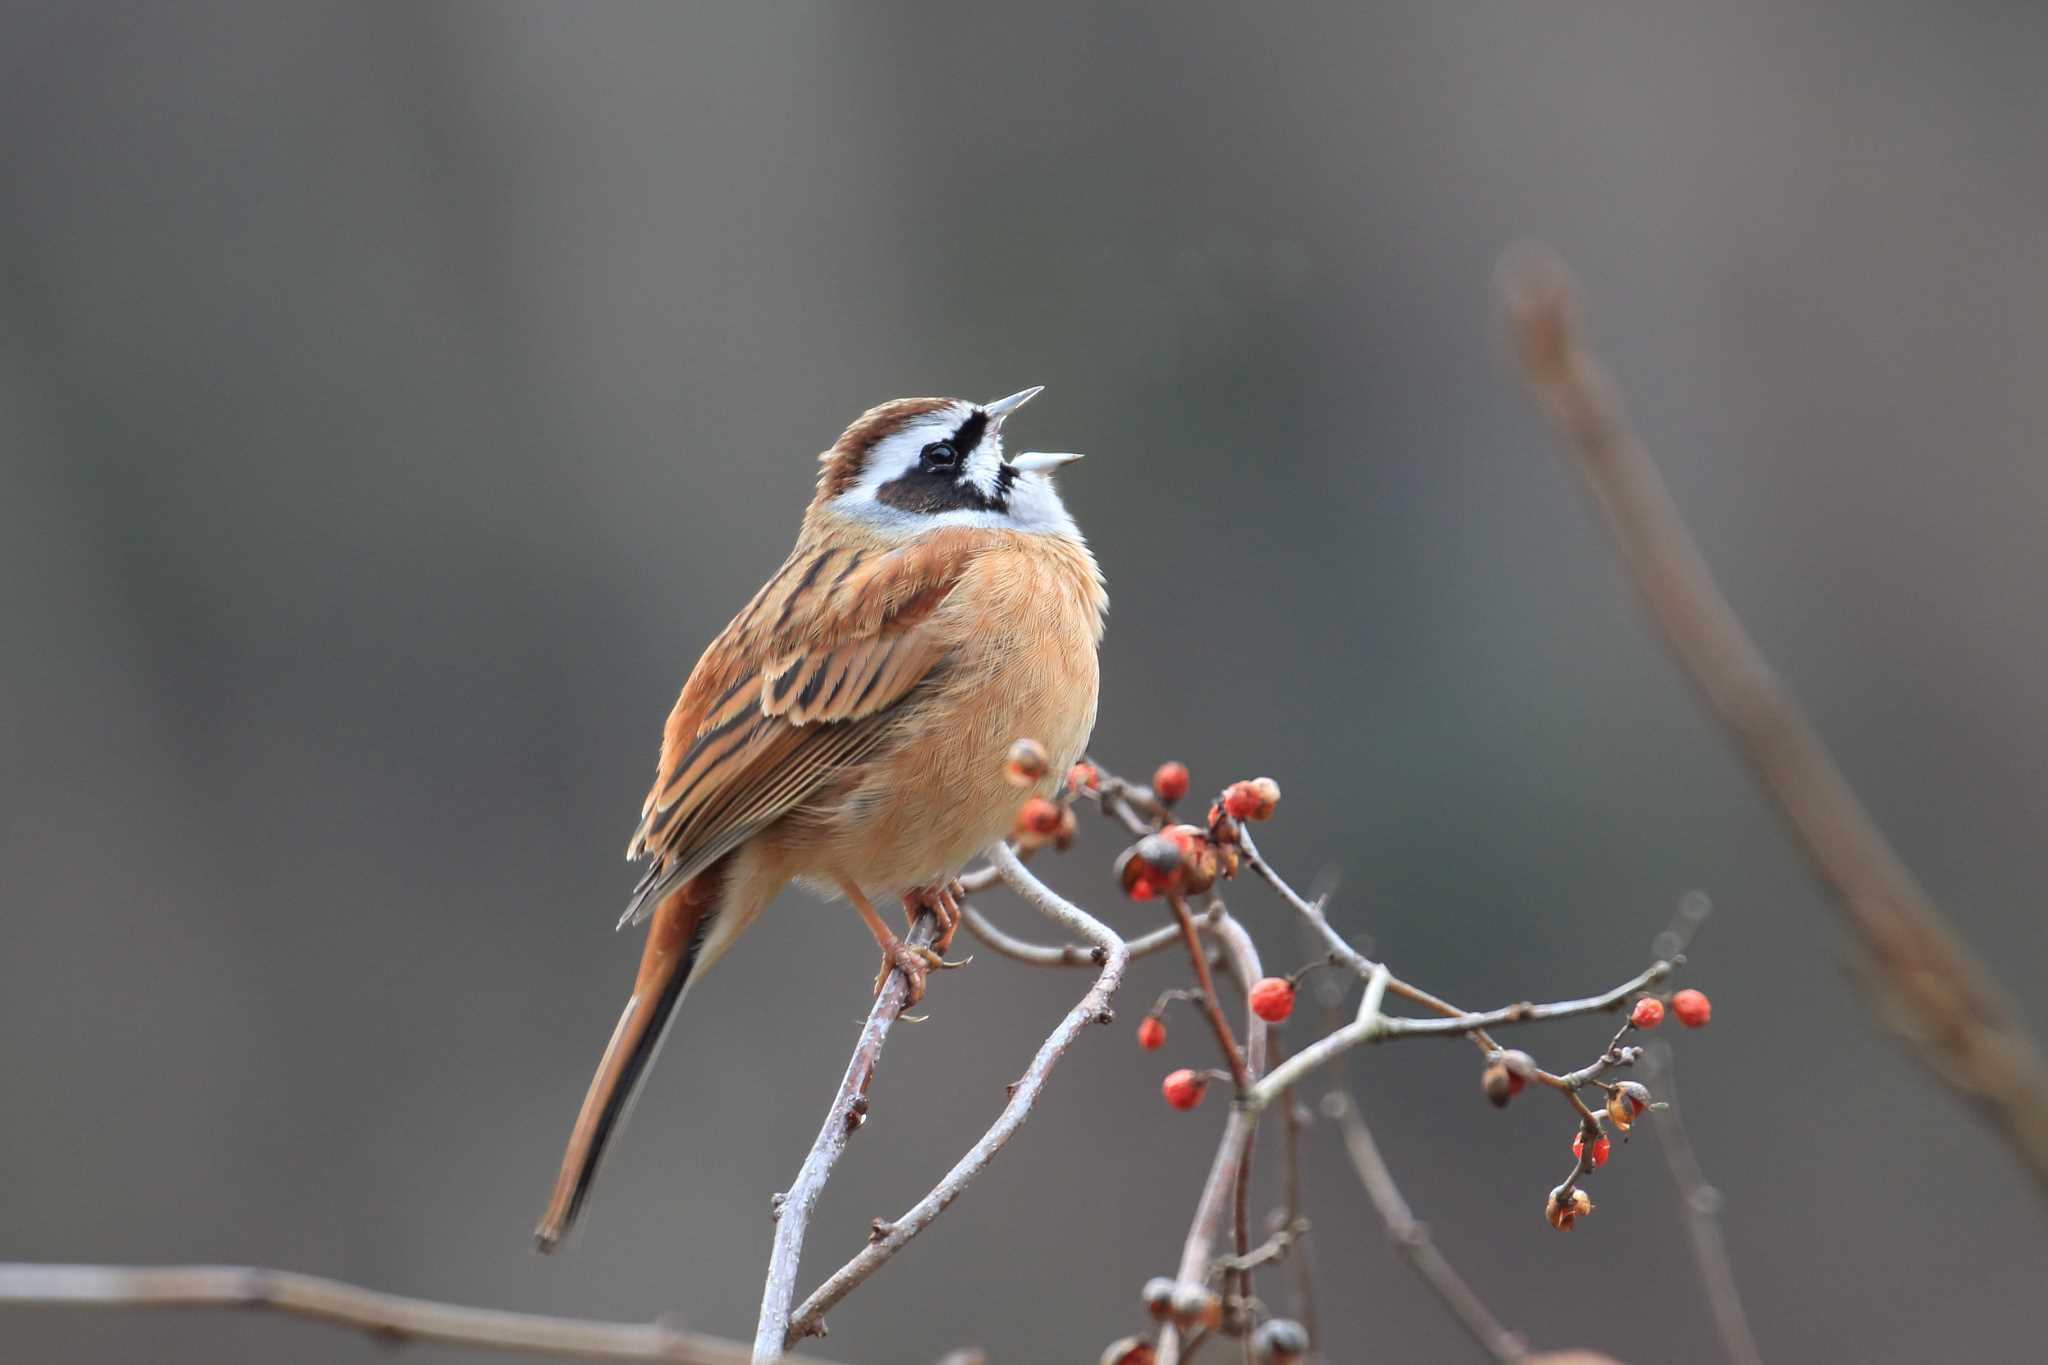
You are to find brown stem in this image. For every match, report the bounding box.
[1503,242,2048,1195]
[1322,1092,1528,1365]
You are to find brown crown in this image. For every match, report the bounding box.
[814,397,957,501]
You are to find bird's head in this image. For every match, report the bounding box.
[813,387,1084,540]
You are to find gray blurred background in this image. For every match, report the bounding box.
[4,3,2045,1361]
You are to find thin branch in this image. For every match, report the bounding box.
[1157,911,1267,1365]
[1273,1036,1321,1359]
[0,1263,838,1365]
[1321,1093,1529,1365]
[1502,243,2048,1194]
[780,844,1129,1348]
[1244,960,1667,1114]
[959,902,1195,968]
[1641,1044,1762,1365]
[752,913,940,1361]
[1168,892,1251,1091]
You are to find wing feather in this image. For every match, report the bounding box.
[619,531,976,926]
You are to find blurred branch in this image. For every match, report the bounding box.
[1502,244,2048,1196]
[0,1262,836,1365]
[778,843,1129,1352]
[752,911,940,1361]
[1641,1044,1762,1365]
[1321,1092,1528,1365]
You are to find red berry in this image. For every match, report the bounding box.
[1248,977,1295,1023]
[1629,997,1665,1030]
[1671,988,1712,1028]
[1128,875,1156,902]
[1017,797,1062,837]
[1152,761,1189,804]
[1137,1016,1166,1050]
[1067,761,1100,793]
[1571,1130,1612,1169]
[1162,1068,1206,1110]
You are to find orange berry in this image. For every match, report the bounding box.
[1005,737,1050,786]
[1248,977,1296,1023]
[1630,996,1664,1030]
[1152,761,1189,804]
[1067,760,1101,793]
[1017,797,1062,837]
[1571,1129,1612,1169]
[1137,1016,1166,1050]
[1162,1068,1207,1110]
[1128,875,1157,902]
[1671,988,1712,1028]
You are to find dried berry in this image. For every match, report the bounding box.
[1099,1337,1157,1365]
[1223,777,1281,821]
[1005,737,1050,786]
[1606,1081,1650,1131]
[1251,1317,1310,1363]
[1571,1129,1612,1169]
[1545,1186,1594,1231]
[1016,797,1063,838]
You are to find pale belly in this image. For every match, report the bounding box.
[778,630,1098,897]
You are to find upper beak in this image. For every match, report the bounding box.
[1008,450,1084,473]
[982,385,1044,427]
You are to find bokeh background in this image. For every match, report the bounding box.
[5,4,2045,1361]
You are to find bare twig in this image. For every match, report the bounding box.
[0,1262,837,1365]
[1321,1093,1529,1365]
[1245,960,1667,1114]
[1641,1044,1762,1365]
[752,913,940,1361]
[959,901,1195,968]
[780,844,1129,1348]
[1503,243,2048,1194]
[1168,892,1251,1091]
[1157,911,1267,1365]
[1273,1037,1321,1358]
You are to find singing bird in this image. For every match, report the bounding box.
[535,388,1104,1250]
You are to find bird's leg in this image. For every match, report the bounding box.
[842,880,948,1007]
[901,879,969,955]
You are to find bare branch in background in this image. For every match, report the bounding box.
[1501,244,2048,1195]
[0,1262,837,1365]
[1322,1092,1529,1365]
[1641,1044,1762,1365]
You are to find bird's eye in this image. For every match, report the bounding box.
[920,441,960,470]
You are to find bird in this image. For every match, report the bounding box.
[534,387,1104,1252]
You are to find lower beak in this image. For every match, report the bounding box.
[1008,451,1084,473]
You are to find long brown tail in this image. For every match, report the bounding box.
[534,867,723,1252]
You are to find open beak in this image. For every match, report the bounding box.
[1008,450,1084,473]
[982,385,1044,428]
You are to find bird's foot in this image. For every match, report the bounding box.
[872,938,962,1007]
[901,880,968,955]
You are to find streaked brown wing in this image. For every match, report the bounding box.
[617,530,975,925]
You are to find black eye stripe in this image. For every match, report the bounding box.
[950,409,987,455]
